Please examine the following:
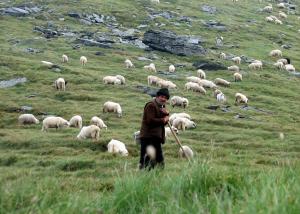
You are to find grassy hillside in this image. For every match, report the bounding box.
[0,0,300,213]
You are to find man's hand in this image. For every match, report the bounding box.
[163,116,169,124]
[160,109,169,116]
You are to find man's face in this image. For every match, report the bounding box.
[157,95,168,104]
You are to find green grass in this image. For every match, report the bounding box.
[0,0,300,213]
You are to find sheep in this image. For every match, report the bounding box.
[124,59,134,69]
[54,78,66,91]
[185,82,206,94]
[277,3,285,9]
[285,64,295,72]
[235,93,248,105]
[197,69,206,79]
[269,49,282,57]
[147,75,162,86]
[265,16,274,22]
[228,65,240,72]
[144,63,156,72]
[232,56,241,64]
[172,117,196,131]
[90,116,107,130]
[214,78,230,87]
[77,125,100,141]
[279,11,287,19]
[186,76,202,84]
[115,75,126,85]
[42,116,70,131]
[165,126,179,138]
[169,64,176,73]
[277,58,288,65]
[150,0,160,3]
[274,19,283,25]
[69,115,83,129]
[234,72,242,82]
[107,139,128,156]
[157,80,177,89]
[213,88,223,98]
[18,114,39,125]
[279,132,284,140]
[273,61,284,70]
[220,52,226,59]
[80,56,87,66]
[217,92,226,103]
[179,145,194,159]
[169,113,191,124]
[41,61,54,68]
[199,79,217,89]
[263,5,273,13]
[103,76,122,85]
[62,54,68,63]
[146,145,156,160]
[170,96,189,108]
[103,101,122,117]
[248,62,262,70]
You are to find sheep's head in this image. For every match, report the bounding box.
[120,149,129,156]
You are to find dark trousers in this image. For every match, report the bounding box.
[139,137,164,170]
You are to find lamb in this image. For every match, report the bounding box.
[172,117,196,131]
[165,126,179,138]
[199,79,217,89]
[213,88,223,98]
[54,78,67,91]
[185,82,206,94]
[269,49,282,57]
[179,145,194,159]
[273,61,284,70]
[285,64,295,72]
[235,93,248,105]
[42,116,70,131]
[144,63,156,72]
[62,54,68,63]
[147,75,162,86]
[220,52,226,59]
[115,75,126,85]
[248,62,262,70]
[197,69,206,79]
[107,139,129,156]
[279,11,287,19]
[80,56,87,66]
[232,56,241,64]
[103,101,122,117]
[228,65,240,72]
[41,61,54,68]
[124,59,134,69]
[77,125,100,141]
[169,113,191,124]
[157,80,177,89]
[69,115,83,129]
[103,76,122,85]
[169,64,175,72]
[90,116,107,130]
[18,114,39,125]
[234,72,242,82]
[214,78,230,87]
[170,96,189,108]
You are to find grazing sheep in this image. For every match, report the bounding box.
[18,114,39,125]
[147,75,162,86]
[263,5,273,13]
[103,101,122,117]
[170,96,189,108]
[179,145,194,159]
[277,58,288,65]
[285,64,295,72]
[186,76,202,84]
[169,113,191,124]
[169,64,176,72]
[144,63,156,72]
[165,126,179,138]
[274,19,283,25]
[220,52,226,59]
[124,59,134,69]
[248,62,262,70]
[107,139,128,156]
[214,78,230,87]
[199,79,217,89]
[197,69,206,79]
[77,125,100,141]
[277,3,285,9]
[42,116,70,131]
[90,116,107,130]
[232,56,241,64]
[62,54,68,63]
[279,11,287,19]
[41,61,54,68]
[274,61,284,70]
[115,75,126,85]
[103,76,122,85]
[185,82,206,94]
[69,115,83,129]
[80,56,87,66]
[235,93,248,105]
[172,117,196,131]
[234,72,242,82]
[157,80,177,89]
[228,65,240,72]
[265,16,274,22]
[270,49,282,57]
[54,78,67,91]
[213,88,223,98]
[217,92,226,103]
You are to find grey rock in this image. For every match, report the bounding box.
[0,77,27,88]
[206,105,219,110]
[68,12,81,18]
[24,48,41,53]
[79,19,92,25]
[135,85,158,97]
[137,24,148,29]
[3,7,30,16]
[137,57,153,61]
[112,28,138,40]
[203,20,227,31]
[193,60,226,71]
[77,38,112,48]
[95,36,115,43]
[202,5,217,14]
[178,16,192,23]
[20,106,33,112]
[95,51,105,56]
[143,30,206,56]
[281,44,292,49]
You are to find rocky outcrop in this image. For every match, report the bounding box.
[193,60,227,70]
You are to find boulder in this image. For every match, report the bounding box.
[193,60,227,70]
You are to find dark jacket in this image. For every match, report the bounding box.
[140,99,167,143]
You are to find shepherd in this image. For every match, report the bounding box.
[139,88,170,170]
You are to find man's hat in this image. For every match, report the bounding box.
[156,88,170,99]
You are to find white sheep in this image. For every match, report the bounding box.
[80,56,87,66]
[235,93,248,105]
[233,72,242,82]
[165,126,179,138]
[232,56,241,64]
[170,96,189,108]
[144,63,156,72]
[54,78,66,91]
[186,76,202,84]
[103,76,122,85]
[269,49,282,57]
[157,80,177,89]
[77,125,100,141]
[285,64,295,72]
[115,75,126,85]
[220,52,226,59]
[213,88,223,98]
[146,145,156,160]
[62,54,68,63]
[169,113,191,124]
[179,145,194,159]
[185,82,206,94]
[147,75,162,86]
[248,62,262,70]
[107,139,128,156]
[41,61,54,68]
[199,79,217,89]
[90,116,107,130]
[277,58,288,65]
[263,5,273,13]
[217,92,226,103]
[197,69,206,79]
[42,116,70,131]
[214,78,230,87]
[273,61,284,70]
[18,114,39,125]
[228,65,240,72]
[124,59,134,69]
[172,117,196,131]
[277,3,285,9]
[274,19,283,25]
[69,115,83,129]
[169,64,176,72]
[279,11,287,19]
[103,101,122,117]
[265,16,274,22]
